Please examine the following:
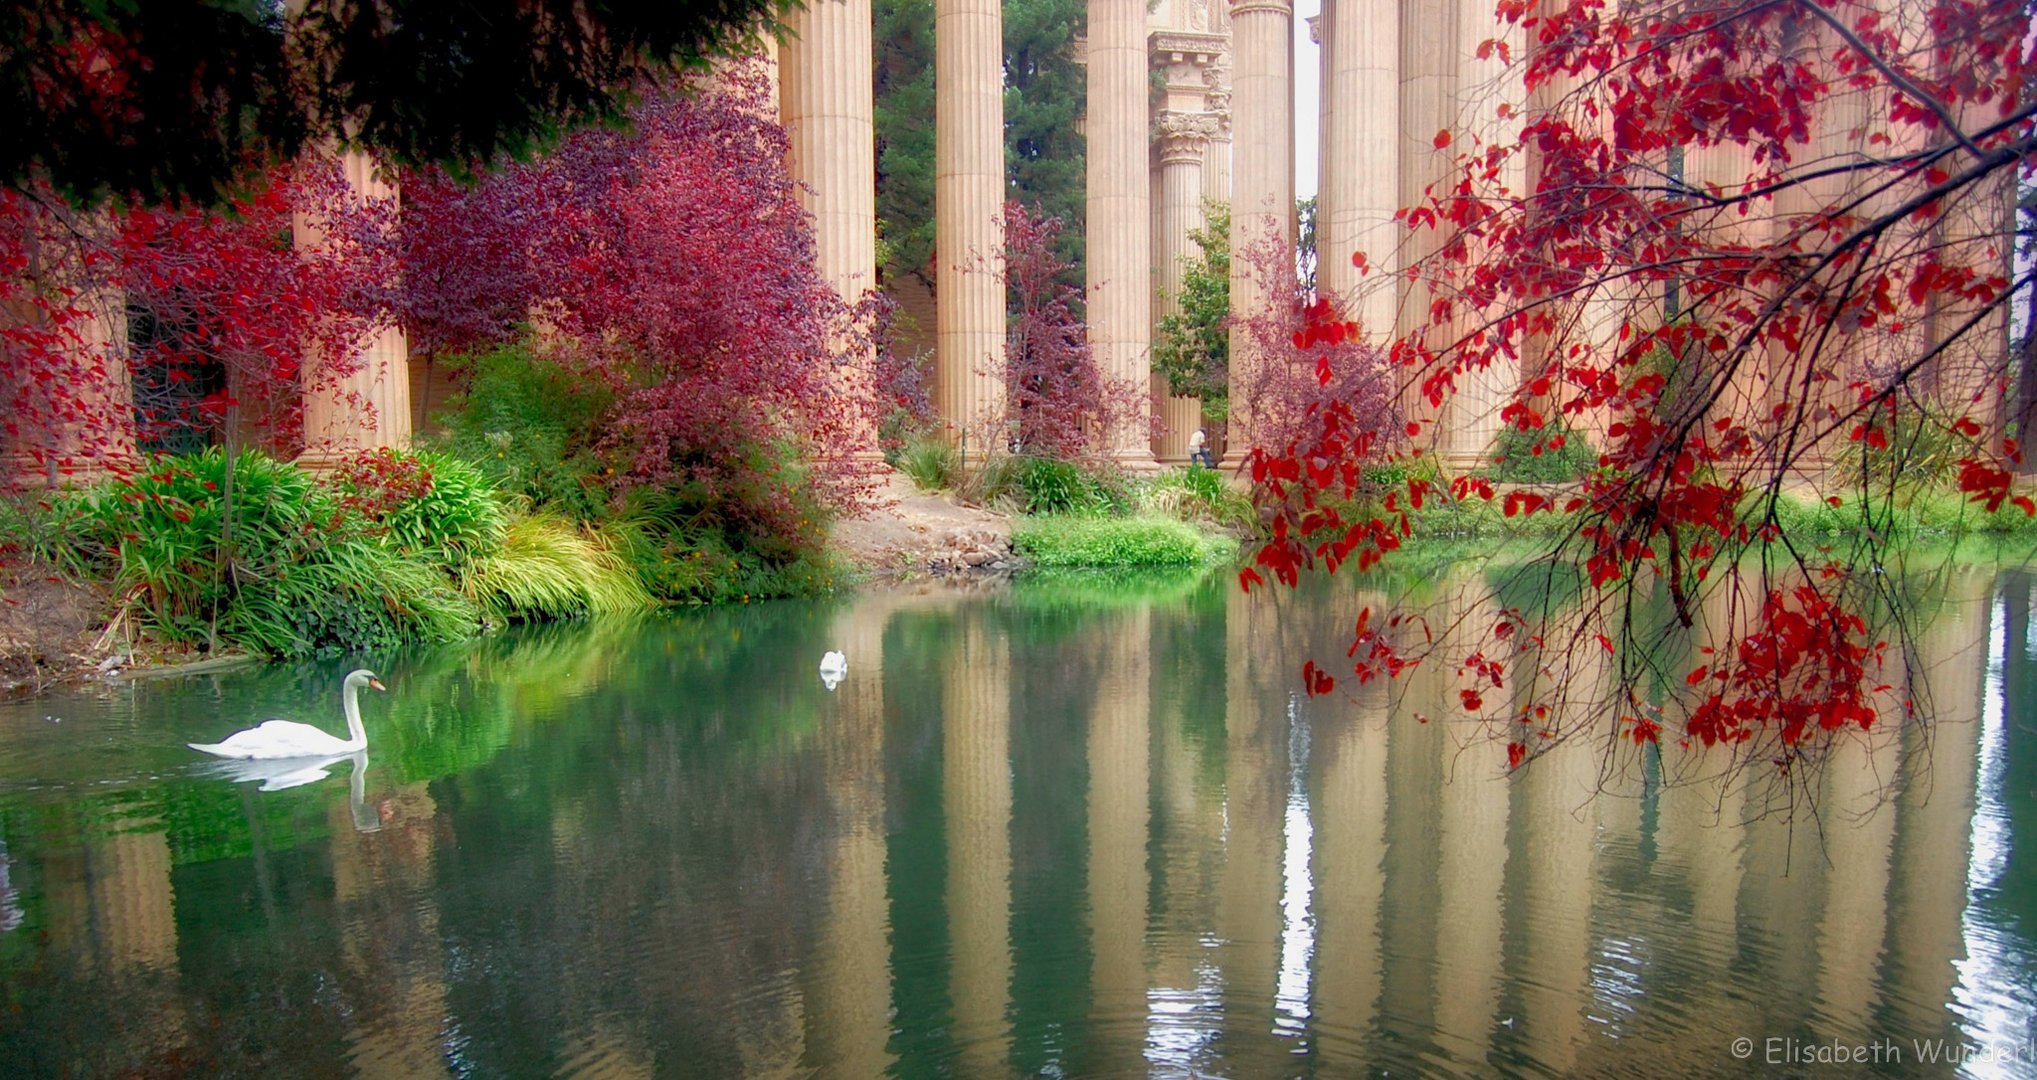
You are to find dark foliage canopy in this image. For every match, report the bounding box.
[2,0,786,205]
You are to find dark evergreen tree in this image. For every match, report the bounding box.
[872,0,1086,293]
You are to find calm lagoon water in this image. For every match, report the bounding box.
[0,563,2033,1078]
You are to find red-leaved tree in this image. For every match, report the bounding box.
[1247,0,2032,785]
[2,158,396,484]
[402,64,880,548]
[998,201,1147,459]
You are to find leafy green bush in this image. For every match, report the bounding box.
[328,447,508,567]
[1013,514,1237,568]
[426,342,614,521]
[893,433,959,492]
[1139,466,1259,532]
[59,449,480,656]
[599,484,843,604]
[1485,419,1598,484]
[969,455,1131,516]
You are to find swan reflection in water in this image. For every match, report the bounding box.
[207,750,383,833]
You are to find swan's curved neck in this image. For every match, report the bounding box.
[341,681,368,750]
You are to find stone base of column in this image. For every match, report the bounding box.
[1108,449,1165,475]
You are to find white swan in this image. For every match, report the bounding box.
[188,669,384,759]
[819,650,847,691]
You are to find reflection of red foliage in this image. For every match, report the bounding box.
[1249,0,2033,775]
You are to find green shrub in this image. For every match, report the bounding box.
[1485,419,1598,484]
[1013,514,1237,568]
[60,449,479,656]
[328,447,508,567]
[894,433,959,492]
[600,484,842,604]
[969,455,1131,516]
[1139,466,1259,532]
[426,342,614,521]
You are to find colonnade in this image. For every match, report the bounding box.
[770,0,1539,470]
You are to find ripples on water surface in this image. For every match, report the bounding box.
[0,565,2033,1078]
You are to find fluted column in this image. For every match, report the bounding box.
[782,0,882,460]
[1319,0,1399,337]
[1393,0,1458,451]
[1223,0,1295,464]
[1154,119,1214,462]
[298,151,410,462]
[1089,0,1157,469]
[935,0,1006,453]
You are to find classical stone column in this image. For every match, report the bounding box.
[781,0,881,460]
[1391,0,1460,460]
[1153,118,1214,462]
[298,151,410,462]
[2,209,134,487]
[1223,0,1295,464]
[1319,0,1400,338]
[1089,0,1157,470]
[935,0,1007,454]
[1202,59,1234,208]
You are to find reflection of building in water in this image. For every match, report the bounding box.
[0,835,20,930]
[1218,581,1289,1069]
[1312,588,1390,1070]
[1812,651,1905,1036]
[1888,569,1990,1038]
[1141,583,1231,1069]
[1089,607,1152,1074]
[1510,619,1610,1075]
[944,614,1013,1075]
[803,599,897,1076]
[41,813,186,1060]
[1430,572,1510,1063]
[328,764,451,1078]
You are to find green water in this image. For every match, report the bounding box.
[0,564,2032,1078]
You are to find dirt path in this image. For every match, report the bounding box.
[827,470,1017,579]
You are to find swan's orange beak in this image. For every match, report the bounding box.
[369,678,386,692]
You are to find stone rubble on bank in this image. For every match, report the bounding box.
[924,527,1021,575]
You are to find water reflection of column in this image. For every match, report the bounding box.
[807,601,897,1076]
[1511,654,1607,1075]
[945,615,1013,1074]
[1811,696,1903,1037]
[1432,574,1509,1063]
[1089,608,1152,1068]
[41,819,183,1064]
[1886,571,1989,1035]
[1654,758,1746,976]
[1220,583,1284,1055]
[1142,595,1229,1067]
[331,778,448,1076]
[1312,590,1390,1068]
